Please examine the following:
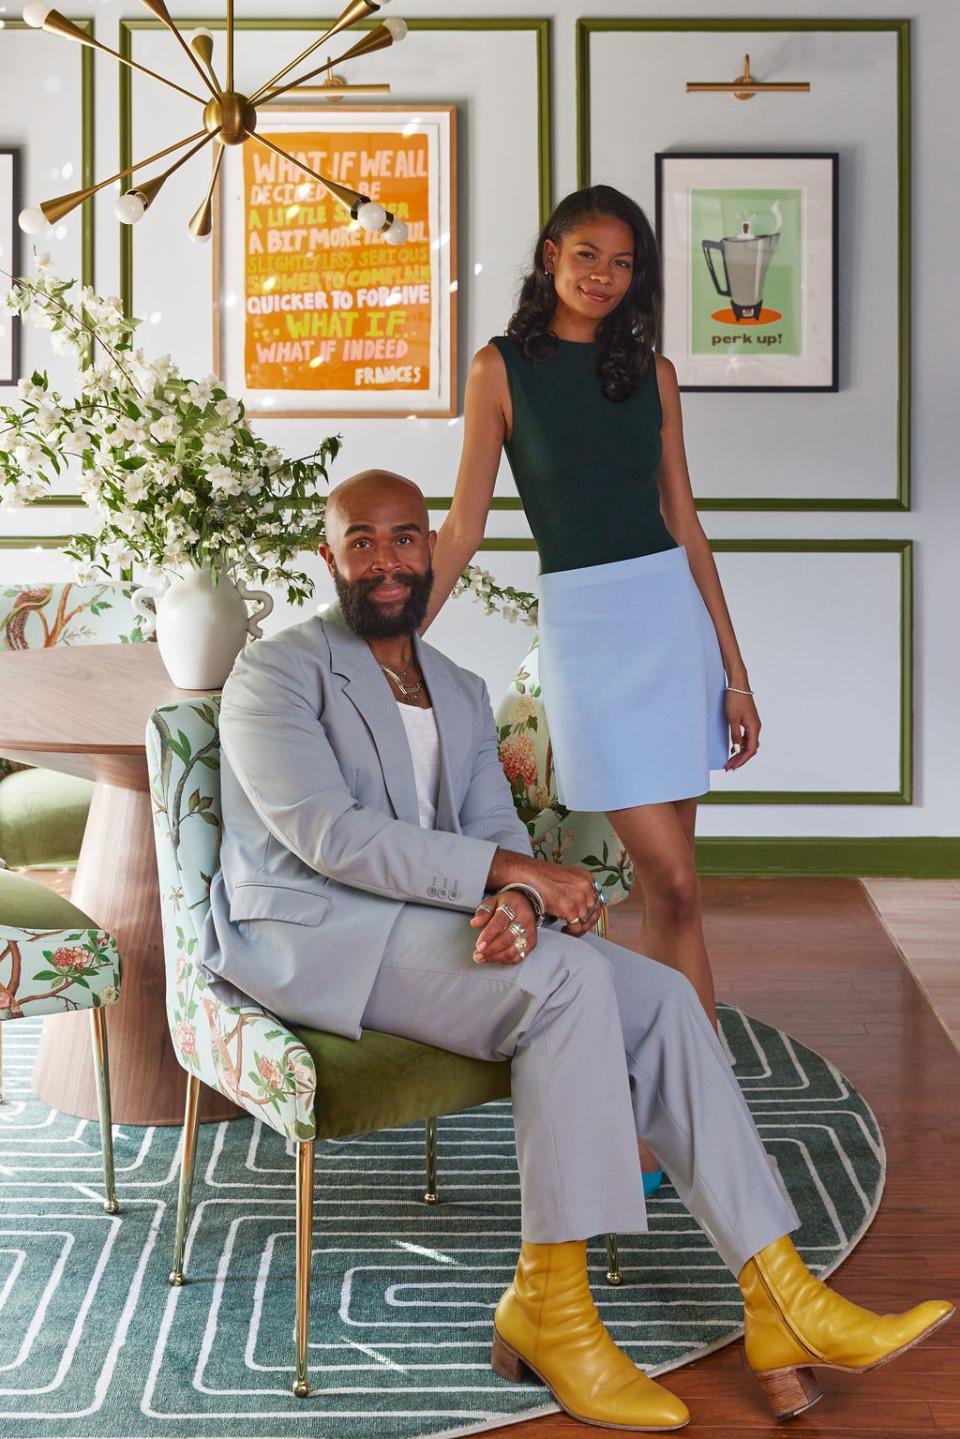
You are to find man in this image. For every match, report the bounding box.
[201,470,951,1432]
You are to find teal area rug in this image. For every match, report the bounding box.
[0,1005,884,1438]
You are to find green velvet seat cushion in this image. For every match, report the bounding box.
[0,866,95,929]
[0,767,93,868]
[293,1024,511,1140]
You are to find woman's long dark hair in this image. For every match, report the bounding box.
[506,185,661,401]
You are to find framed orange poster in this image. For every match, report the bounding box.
[214,105,457,418]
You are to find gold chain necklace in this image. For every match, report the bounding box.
[380,662,423,700]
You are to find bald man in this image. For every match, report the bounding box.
[201,470,951,1432]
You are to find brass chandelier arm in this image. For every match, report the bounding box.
[247,0,379,106]
[258,25,395,108]
[134,0,220,100]
[226,0,235,92]
[34,12,206,104]
[189,32,222,95]
[189,143,225,240]
[133,130,220,207]
[36,128,209,225]
[250,132,365,214]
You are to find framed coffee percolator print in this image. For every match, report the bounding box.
[656,152,838,392]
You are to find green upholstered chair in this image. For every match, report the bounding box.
[0,582,150,869]
[145,698,515,1398]
[0,867,121,1211]
[496,638,636,906]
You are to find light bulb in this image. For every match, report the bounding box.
[356,200,387,232]
[22,1,51,27]
[384,219,408,246]
[190,26,214,47]
[114,191,146,225]
[18,205,49,235]
[189,228,211,245]
[383,16,407,42]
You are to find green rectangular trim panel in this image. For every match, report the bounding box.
[6,18,95,292]
[3,536,913,810]
[575,16,911,513]
[695,838,960,879]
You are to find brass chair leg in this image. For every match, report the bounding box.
[605,1233,623,1286]
[293,1138,315,1398]
[169,1072,202,1285]
[596,906,609,941]
[423,1116,439,1205]
[88,1008,119,1214]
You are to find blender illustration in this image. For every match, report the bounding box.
[701,203,782,322]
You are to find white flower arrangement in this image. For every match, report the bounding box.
[0,257,340,603]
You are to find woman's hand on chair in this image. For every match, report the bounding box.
[470,892,538,965]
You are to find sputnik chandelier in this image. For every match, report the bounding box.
[17,0,410,247]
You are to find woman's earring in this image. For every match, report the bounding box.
[544,268,554,283]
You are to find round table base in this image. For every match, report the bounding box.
[32,781,241,1126]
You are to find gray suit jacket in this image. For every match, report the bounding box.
[200,604,533,1037]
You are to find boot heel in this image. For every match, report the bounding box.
[755,1365,822,1420]
[491,1329,536,1383]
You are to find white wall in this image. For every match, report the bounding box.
[1,0,958,844]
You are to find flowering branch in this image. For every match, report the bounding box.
[452,563,538,627]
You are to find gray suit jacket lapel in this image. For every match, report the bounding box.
[323,607,422,827]
[414,633,464,835]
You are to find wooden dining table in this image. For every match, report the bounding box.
[0,643,241,1125]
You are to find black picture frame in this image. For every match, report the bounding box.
[655,151,839,393]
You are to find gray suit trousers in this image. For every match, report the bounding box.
[362,907,799,1275]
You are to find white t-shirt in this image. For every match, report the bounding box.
[397,702,440,829]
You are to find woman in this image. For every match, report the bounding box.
[424,186,759,1185]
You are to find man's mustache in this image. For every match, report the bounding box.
[355,573,417,596]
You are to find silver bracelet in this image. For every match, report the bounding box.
[496,882,547,928]
[726,685,754,697]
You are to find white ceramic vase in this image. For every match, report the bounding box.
[132,563,273,689]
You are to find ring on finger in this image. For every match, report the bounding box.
[514,936,528,956]
[508,921,526,942]
[475,902,495,916]
[499,902,517,922]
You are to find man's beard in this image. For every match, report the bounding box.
[333,564,434,639]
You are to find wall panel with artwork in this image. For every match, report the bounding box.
[0,18,93,397]
[577,17,909,510]
[115,15,549,507]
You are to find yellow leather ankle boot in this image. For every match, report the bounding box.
[739,1235,955,1420]
[492,1240,689,1431]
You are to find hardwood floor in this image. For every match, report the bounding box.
[488,878,960,1439]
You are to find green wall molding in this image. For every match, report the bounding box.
[6,17,95,290]
[575,16,912,513]
[4,535,907,808]
[695,837,960,879]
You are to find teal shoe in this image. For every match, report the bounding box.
[642,1168,664,1199]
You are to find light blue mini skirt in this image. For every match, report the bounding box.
[536,546,729,811]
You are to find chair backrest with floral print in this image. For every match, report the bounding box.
[0,582,153,780]
[496,640,636,906]
[145,699,317,1143]
[0,581,150,650]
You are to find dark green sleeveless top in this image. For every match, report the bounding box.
[490,334,678,574]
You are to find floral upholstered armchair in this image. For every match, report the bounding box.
[0,867,121,1210]
[496,639,636,909]
[0,582,149,868]
[146,697,516,1397]
[146,697,317,1145]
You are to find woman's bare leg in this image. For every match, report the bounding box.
[607,798,717,1027]
[607,798,715,1174]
